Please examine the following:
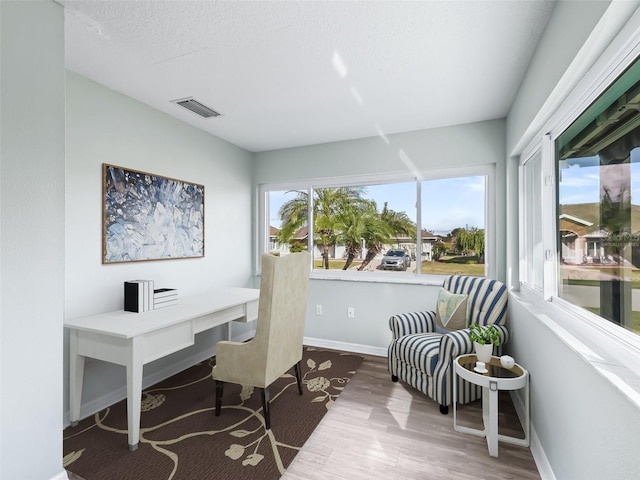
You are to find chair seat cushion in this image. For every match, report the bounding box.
[393,333,442,376]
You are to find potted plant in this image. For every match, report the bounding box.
[468,323,500,363]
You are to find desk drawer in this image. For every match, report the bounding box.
[76,331,129,365]
[143,322,194,363]
[194,304,245,333]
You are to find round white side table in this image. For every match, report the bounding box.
[453,354,530,457]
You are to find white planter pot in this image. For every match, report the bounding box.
[474,342,493,363]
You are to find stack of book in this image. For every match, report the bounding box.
[124,281,179,312]
[153,288,178,309]
[124,280,154,313]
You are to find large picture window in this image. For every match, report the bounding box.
[556,60,640,335]
[261,170,489,281]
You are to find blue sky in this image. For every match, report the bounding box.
[559,152,640,205]
[269,176,486,235]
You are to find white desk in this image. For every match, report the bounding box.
[65,287,259,451]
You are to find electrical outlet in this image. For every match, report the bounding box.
[316,304,323,315]
[347,307,355,318]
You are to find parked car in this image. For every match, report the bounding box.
[380,249,411,271]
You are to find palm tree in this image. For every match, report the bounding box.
[276,191,308,245]
[357,215,393,270]
[356,202,416,271]
[278,190,416,271]
[277,187,366,269]
[335,200,379,270]
[381,202,416,247]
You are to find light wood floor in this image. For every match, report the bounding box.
[281,354,541,480]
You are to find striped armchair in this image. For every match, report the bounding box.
[388,275,508,414]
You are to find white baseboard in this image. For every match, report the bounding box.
[510,390,556,480]
[64,329,257,426]
[50,470,69,480]
[303,336,387,357]
[529,426,556,480]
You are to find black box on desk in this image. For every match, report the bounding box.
[124,281,144,312]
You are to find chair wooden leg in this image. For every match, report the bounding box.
[294,361,303,395]
[261,387,271,430]
[215,380,224,416]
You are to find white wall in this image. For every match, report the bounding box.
[64,72,255,421]
[509,294,640,480]
[255,119,505,182]
[254,119,506,352]
[1,1,66,479]
[506,2,640,479]
[506,0,612,155]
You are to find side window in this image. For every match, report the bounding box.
[521,152,543,290]
[556,61,640,336]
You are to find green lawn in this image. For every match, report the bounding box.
[564,272,640,289]
[420,255,485,276]
[313,259,362,269]
[312,255,485,276]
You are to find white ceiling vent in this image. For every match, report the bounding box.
[171,97,221,118]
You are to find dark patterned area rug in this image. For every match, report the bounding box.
[63,347,363,480]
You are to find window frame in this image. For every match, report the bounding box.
[519,146,544,292]
[257,165,495,284]
[548,73,640,351]
[517,12,640,365]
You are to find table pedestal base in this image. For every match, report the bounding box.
[453,355,529,458]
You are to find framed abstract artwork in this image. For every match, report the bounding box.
[102,164,204,263]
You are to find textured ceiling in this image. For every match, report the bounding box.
[59,0,555,152]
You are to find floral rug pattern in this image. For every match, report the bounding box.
[64,347,363,480]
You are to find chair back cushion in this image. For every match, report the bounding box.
[211,252,310,389]
[257,251,311,385]
[442,275,507,327]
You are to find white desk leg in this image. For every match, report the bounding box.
[69,329,85,427]
[487,381,499,457]
[126,337,143,451]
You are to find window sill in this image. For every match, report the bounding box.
[513,287,640,410]
[309,269,445,286]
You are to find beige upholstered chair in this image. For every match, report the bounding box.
[212,251,311,429]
